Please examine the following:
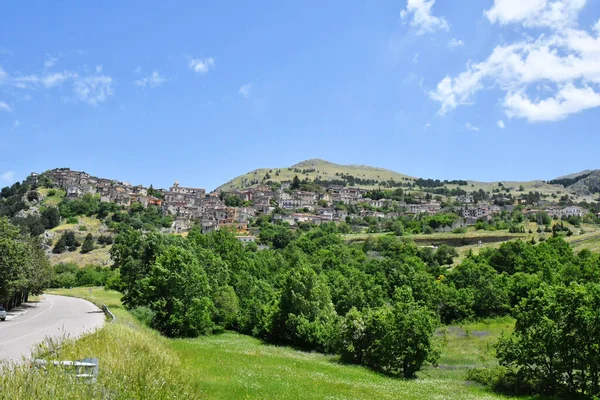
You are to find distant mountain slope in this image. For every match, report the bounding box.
[567,170,600,195]
[216,159,416,191]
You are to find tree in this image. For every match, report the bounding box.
[272,266,337,352]
[53,234,67,254]
[496,283,600,397]
[291,175,301,190]
[145,246,214,337]
[41,207,60,229]
[0,218,51,310]
[339,287,439,378]
[81,233,94,253]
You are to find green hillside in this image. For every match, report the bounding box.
[216,159,597,202]
[216,159,416,191]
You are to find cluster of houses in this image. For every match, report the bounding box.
[31,169,592,241]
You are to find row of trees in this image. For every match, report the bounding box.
[0,218,52,310]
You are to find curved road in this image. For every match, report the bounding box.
[0,294,105,362]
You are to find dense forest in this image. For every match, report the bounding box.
[109,223,600,397]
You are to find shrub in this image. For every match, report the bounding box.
[452,227,467,234]
[47,189,57,197]
[66,216,78,224]
[130,306,156,327]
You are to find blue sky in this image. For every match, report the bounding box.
[1,0,600,191]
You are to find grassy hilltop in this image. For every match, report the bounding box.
[216,158,598,202]
[217,158,415,191]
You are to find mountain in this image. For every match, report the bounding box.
[216,159,415,191]
[567,170,600,195]
[549,169,600,195]
[215,159,600,200]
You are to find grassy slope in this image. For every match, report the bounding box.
[48,216,112,266]
[45,288,520,399]
[217,159,415,191]
[216,158,596,203]
[1,288,197,400]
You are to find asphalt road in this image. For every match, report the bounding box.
[0,294,105,362]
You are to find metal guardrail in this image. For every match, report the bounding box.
[101,304,116,324]
[32,357,99,383]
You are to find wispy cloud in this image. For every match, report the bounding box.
[412,52,419,64]
[238,82,254,98]
[448,38,464,48]
[0,101,12,112]
[188,57,215,74]
[400,0,449,35]
[1,171,15,183]
[497,120,505,128]
[423,122,431,129]
[44,55,58,68]
[73,75,114,105]
[465,122,480,131]
[1,65,114,106]
[134,71,166,88]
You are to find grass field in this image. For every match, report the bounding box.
[38,188,66,207]
[47,216,112,266]
[43,288,522,400]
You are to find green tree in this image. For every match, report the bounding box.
[339,287,439,378]
[81,233,94,253]
[52,234,67,254]
[496,283,600,397]
[291,175,301,190]
[145,246,214,337]
[272,266,337,352]
[41,206,60,229]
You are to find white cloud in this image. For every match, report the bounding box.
[412,52,419,64]
[1,171,15,182]
[448,38,464,48]
[430,2,600,122]
[238,82,254,98]
[497,119,506,128]
[44,55,58,68]
[1,66,114,105]
[465,122,480,131]
[401,0,449,35]
[485,0,586,29]
[188,57,215,74]
[134,71,166,88]
[12,71,77,89]
[0,101,11,112]
[504,84,600,121]
[73,74,114,105]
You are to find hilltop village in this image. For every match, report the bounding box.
[27,167,595,242]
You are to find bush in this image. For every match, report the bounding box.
[27,191,40,202]
[452,227,467,234]
[467,366,535,395]
[130,306,156,327]
[66,216,78,224]
[47,189,57,197]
